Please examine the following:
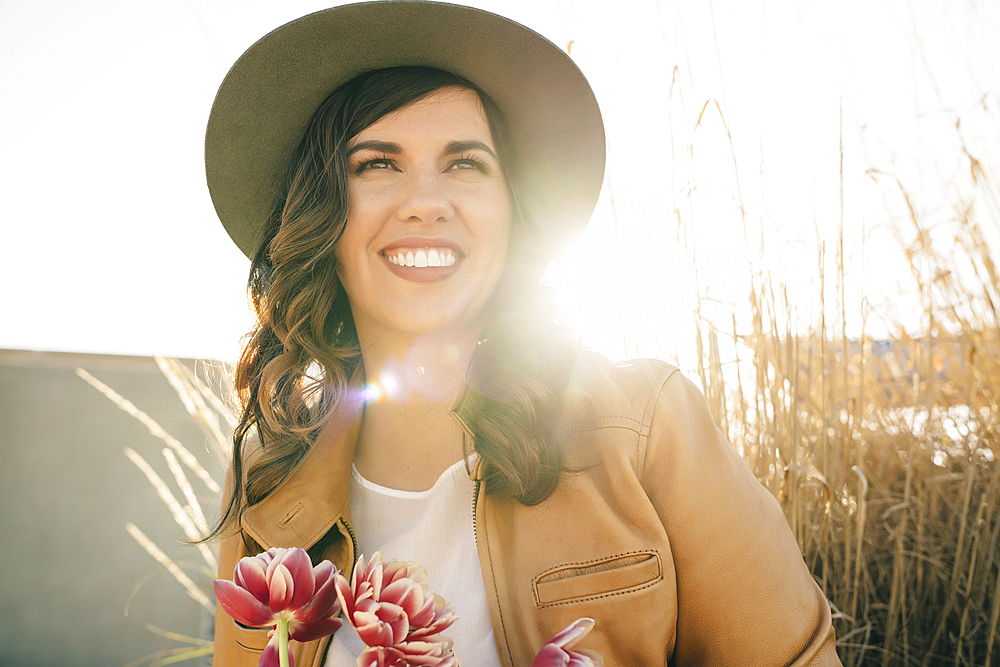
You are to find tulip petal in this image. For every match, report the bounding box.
[548,617,595,649]
[313,560,335,585]
[213,580,277,627]
[263,548,284,577]
[280,548,316,610]
[289,616,344,643]
[381,578,424,617]
[349,554,362,590]
[234,557,270,605]
[374,602,408,643]
[259,630,295,667]
[531,644,570,667]
[357,646,405,667]
[366,555,385,599]
[404,654,448,666]
[569,649,604,667]
[383,559,426,587]
[407,594,437,629]
[406,607,457,640]
[356,647,383,667]
[297,572,342,623]
[335,571,357,619]
[532,619,602,667]
[269,562,294,611]
[395,639,448,662]
[355,615,395,647]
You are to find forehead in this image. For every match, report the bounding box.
[350,86,494,146]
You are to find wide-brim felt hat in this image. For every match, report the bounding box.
[205,1,606,259]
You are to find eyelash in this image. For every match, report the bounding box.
[451,154,491,174]
[352,153,492,175]
[354,154,393,174]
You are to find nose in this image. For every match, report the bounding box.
[396,169,454,224]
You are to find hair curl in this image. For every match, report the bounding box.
[207,67,581,544]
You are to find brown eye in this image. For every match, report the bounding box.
[354,156,394,174]
[449,155,490,174]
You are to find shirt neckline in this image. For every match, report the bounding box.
[351,454,475,499]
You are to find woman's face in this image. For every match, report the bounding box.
[335,86,512,340]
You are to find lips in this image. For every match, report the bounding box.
[379,238,464,283]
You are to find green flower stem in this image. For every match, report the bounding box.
[277,618,290,667]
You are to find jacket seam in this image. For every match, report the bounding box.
[637,365,680,480]
[574,416,644,434]
[533,549,659,576]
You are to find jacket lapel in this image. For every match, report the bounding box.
[241,382,366,552]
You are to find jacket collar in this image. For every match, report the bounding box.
[241,376,366,551]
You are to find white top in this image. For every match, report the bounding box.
[323,456,503,667]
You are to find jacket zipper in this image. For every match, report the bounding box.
[340,516,359,576]
[472,478,481,550]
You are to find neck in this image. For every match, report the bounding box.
[358,325,481,409]
[350,323,482,490]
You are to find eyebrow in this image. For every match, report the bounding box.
[346,139,498,160]
[444,140,497,160]
[347,140,401,156]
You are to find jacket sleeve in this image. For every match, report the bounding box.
[640,369,841,666]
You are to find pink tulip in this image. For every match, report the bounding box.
[214,547,343,667]
[335,553,458,666]
[530,618,604,667]
[348,636,459,667]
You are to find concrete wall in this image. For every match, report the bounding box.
[0,350,229,667]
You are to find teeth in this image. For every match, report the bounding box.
[384,247,457,268]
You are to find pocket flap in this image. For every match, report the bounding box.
[233,621,270,665]
[533,551,662,606]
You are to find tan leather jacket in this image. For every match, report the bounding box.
[214,356,841,667]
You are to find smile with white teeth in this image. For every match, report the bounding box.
[383,248,458,268]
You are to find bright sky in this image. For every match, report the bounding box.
[1,0,997,365]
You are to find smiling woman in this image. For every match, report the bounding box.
[202,3,842,666]
[337,86,512,340]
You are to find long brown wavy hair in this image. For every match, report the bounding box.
[208,66,581,543]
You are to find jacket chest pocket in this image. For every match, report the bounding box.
[233,622,269,667]
[532,550,662,607]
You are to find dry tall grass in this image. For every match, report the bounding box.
[690,136,1000,663]
[80,357,230,667]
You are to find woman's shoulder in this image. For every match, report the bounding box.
[568,349,699,430]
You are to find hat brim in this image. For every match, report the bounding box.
[205,1,605,259]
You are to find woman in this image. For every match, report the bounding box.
[205,3,841,666]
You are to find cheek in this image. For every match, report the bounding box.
[488,195,513,265]
[465,185,512,246]
[332,216,369,293]
[348,180,397,220]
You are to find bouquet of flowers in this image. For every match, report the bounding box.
[214,547,603,667]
